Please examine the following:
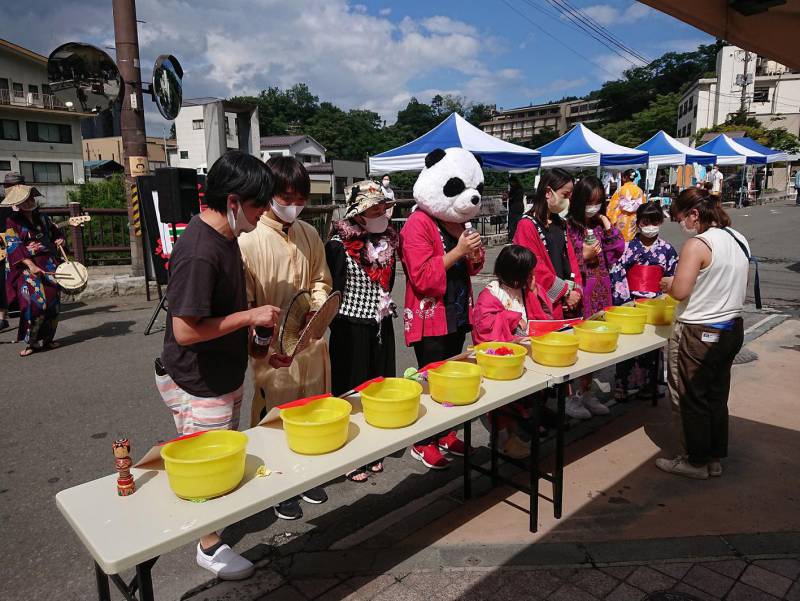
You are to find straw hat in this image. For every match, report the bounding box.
[0,172,43,207]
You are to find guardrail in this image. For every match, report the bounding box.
[0,89,71,111]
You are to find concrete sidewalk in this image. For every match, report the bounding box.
[181,320,800,601]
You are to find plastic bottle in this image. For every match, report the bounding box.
[251,326,274,359]
[584,227,597,247]
[464,222,482,262]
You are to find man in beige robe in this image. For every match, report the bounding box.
[238,159,332,429]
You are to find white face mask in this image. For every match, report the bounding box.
[227,201,257,236]
[585,205,601,218]
[381,178,390,188]
[271,199,304,224]
[639,225,660,237]
[680,218,697,235]
[547,188,570,216]
[364,214,389,234]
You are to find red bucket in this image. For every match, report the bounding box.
[528,318,583,336]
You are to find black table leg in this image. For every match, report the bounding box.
[490,410,499,487]
[554,383,567,519]
[463,419,472,500]
[651,350,660,407]
[136,558,156,601]
[95,562,111,601]
[529,394,541,533]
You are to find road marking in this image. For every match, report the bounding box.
[744,314,782,335]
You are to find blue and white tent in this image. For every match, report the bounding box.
[732,137,790,163]
[368,113,540,173]
[635,130,716,167]
[696,134,767,165]
[535,123,648,168]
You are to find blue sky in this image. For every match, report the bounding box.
[2,1,714,131]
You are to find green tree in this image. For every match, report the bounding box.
[595,42,722,124]
[693,119,800,154]
[67,174,126,209]
[597,93,680,147]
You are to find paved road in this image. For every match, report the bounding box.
[1,201,797,600]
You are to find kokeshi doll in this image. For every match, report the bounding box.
[112,438,135,496]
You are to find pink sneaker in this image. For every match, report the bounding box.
[410,444,450,469]
[438,431,472,457]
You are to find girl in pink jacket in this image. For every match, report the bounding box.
[472,245,550,459]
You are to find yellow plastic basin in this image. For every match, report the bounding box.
[634,298,670,325]
[474,342,527,380]
[360,378,422,428]
[280,397,352,455]
[604,306,648,334]
[428,361,482,405]
[573,321,621,353]
[530,331,579,367]
[161,431,248,500]
[664,295,678,323]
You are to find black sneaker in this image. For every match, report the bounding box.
[301,486,328,504]
[274,498,303,520]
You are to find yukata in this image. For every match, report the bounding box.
[567,223,624,319]
[610,236,679,305]
[610,236,679,396]
[4,211,64,346]
[238,213,333,426]
[606,182,646,242]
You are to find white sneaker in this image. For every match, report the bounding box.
[582,393,610,416]
[196,543,255,580]
[592,378,611,394]
[566,395,592,420]
[709,460,723,477]
[655,456,708,480]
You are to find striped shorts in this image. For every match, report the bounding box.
[155,371,243,435]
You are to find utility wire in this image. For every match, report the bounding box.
[551,0,652,64]
[499,0,624,80]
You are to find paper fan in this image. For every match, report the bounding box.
[290,291,341,358]
[279,290,312,355]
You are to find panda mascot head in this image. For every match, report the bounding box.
[412,147,484,223]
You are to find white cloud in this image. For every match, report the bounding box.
[562,2,653,27]
[595,53,638,80]
[379,7,392,16]
[656,38,710,53]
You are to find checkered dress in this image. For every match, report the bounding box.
[331,235,385,322]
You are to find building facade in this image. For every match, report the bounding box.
[479,98,604,143]
[172,97,260,173]
[260,134,365,202]
[0,39,87,206]
[677,46,800,140]
[83,136,176,172]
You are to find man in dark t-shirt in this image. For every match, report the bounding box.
[155,151,280,581]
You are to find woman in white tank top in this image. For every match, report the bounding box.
[654,188,748,481]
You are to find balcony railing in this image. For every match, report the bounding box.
[0,89,72,111]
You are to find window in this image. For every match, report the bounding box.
[0,160,11,171]
[1,119,20,140]
[26,121,72,144]
[753,87,769,103]
[679,104,684,117]
[694,106,697,118]
[0,78,8,91]
[179,150,189,159]
[268,152,283,158]
[28,84,38,96]
[224,118,230,135]
[689,96,693,109]
[335,176,347,196]
[19,161,73,183]
[192,119,204,130]
[12,82,23,98]
[41,83,51,96]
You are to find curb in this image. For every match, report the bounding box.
[62,275,157,303]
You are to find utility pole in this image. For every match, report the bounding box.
[113,0,147,276]
[739,50,752,115]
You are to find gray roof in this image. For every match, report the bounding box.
[305,162,333,174]
[182,97,223,107]
[260,135,306,148]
